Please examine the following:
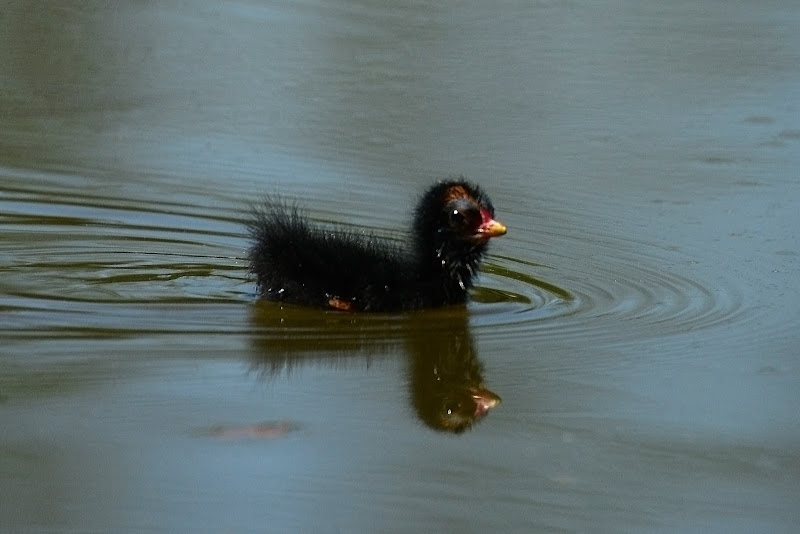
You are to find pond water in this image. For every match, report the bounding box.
[1,1,798,532]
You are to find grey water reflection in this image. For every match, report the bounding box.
[250,305,501,433]
[1,0,799,532]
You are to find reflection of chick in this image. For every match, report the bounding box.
[248,180,506,312]
[248,305,502,434]
[407,320,501,433]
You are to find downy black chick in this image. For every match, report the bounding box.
[248,179,506,312]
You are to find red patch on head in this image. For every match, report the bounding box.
[443,185,470,203]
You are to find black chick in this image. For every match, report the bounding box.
[247,179,506,312]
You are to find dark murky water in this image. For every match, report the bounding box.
[2,1,799,532]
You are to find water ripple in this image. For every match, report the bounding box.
[1,172,744,348]
[471,237,743,347]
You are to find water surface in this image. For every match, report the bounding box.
[1,1,799,532]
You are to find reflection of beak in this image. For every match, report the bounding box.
[472,388,502,417]
[477,218,507,239]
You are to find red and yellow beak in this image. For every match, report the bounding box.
[476,208,507,240]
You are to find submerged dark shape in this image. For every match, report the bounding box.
[248,179,506,312]
[198,420,297,440]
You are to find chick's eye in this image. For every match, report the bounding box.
[449,208,468,227]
